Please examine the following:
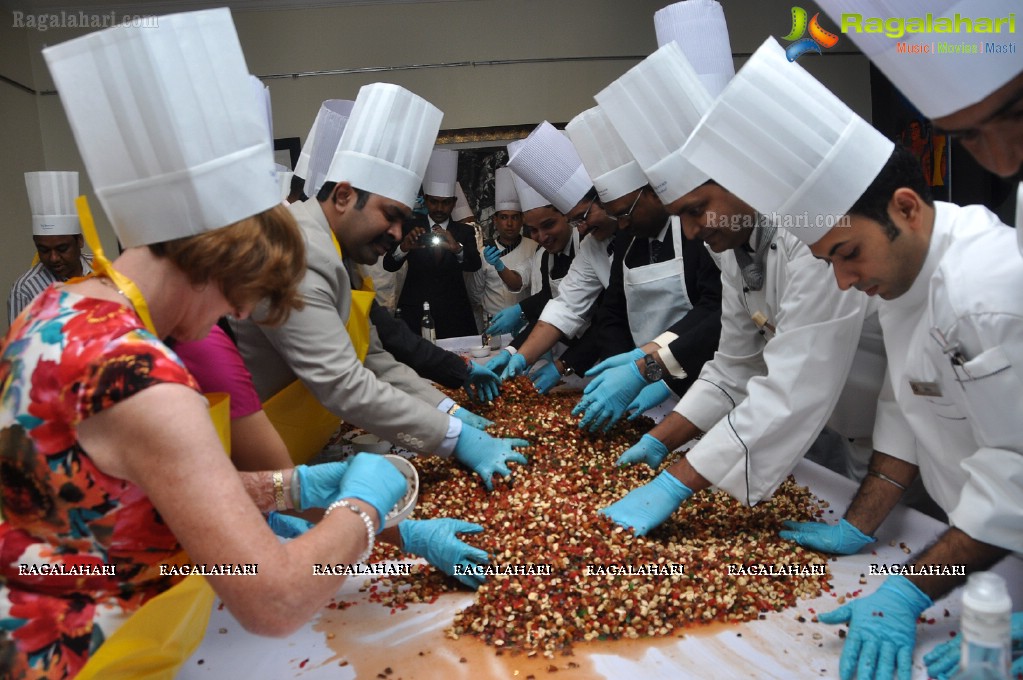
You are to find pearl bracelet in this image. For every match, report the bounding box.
[324,499,376,563]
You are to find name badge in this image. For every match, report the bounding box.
[909,380,942,397]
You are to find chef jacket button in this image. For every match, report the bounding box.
[743,287,750,293]
[770,243,777,250]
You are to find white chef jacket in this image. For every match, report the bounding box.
[874,202,1023,553]
[677,227,872,505]
[468,236,538,317]
[537,232,614,339]
[1016,182,1022,255]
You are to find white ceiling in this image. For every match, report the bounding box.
[0,0,470,13]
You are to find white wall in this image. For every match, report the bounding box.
[0,0,870,334]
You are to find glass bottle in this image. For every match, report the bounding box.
[421,302,436,344]
[951,572,1012,680]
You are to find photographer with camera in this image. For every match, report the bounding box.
[384,148,482,338]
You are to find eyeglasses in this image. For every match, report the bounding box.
[612,188,644,222]
[567,196,598,230]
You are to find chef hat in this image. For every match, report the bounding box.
[507,122,593,214]
[423,148,459,198]
[682,37,894,245]
[494,167,521,212]
[506,143,550,213]
[654,0,735,98]
[451,182,474,221]
[565,107,647,203]
[43,8,280,249]
[815,0,1020,119]
[251,75,273,143]
[303,99,356,199]
[274,164,293,203]
[326,83,443,209]
[25,172,80,236]
[293,115,318,180]
[596,42,714,205]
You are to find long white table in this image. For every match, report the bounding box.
[179,456,1022,679]
[181,338,1023,678]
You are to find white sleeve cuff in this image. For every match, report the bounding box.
[392,246,408,261]
[657,345,688,379]
[434,415,462,458]
[675,380,733,432]
[651,331,678,348]
[437,397,456,413]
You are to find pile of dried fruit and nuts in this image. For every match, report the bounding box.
[366,378,831,658]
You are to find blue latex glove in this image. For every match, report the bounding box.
[600,471,693,536]
[484,349,513,376]
[483,245,506,272]
[336,453,408,531]
[625,381,672,420]
[530,356,562,395]
[573,361,648,432]
[924,611,1023,680]
[499,352,530,382]
[819,575,932,680]
[452,406,494,430]
[464,360,501,402]
[399,518,490,589]
[615,433,670,469]
[779,518,876,555]
[453,425,529,491]
[294,461,351,511]
[584,348,645,378]
[267,512,314,539]
[486,304,524,336]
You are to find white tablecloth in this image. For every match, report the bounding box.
[180,338,1022,679]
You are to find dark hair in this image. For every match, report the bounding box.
[581,185,598,203]
[147,203,306,326]
[316,181,370,209]
[847,144,933,242]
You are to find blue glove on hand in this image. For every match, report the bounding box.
[584,348,645,378]
[924,611,1023,680]
[779,518,876,555]
[336,453,408,531]
[453,425,529,491]
[626,381,672,420]
[484,349,513,376]
[499,352,530,382]
[573,361,648,432]
[483,245,506,272]
[464,360,501,402]
[487,304,524,336]
[267,512,314,539]
[616,434,670,469]
[294,461,351,511]
[399,518,490,589]
[600,471,693,536]
[452,406,494,430]
[530,358,562,395]
[819,575,932,680]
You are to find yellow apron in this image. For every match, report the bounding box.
[73,196,221,679]
[262,230,374,465]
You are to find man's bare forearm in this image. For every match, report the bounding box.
[845,451,918,535]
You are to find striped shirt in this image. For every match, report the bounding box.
[7,255,93,325]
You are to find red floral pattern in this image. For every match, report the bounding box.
[0,286,199,679]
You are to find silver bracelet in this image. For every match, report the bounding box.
[868,469,907,492]
[324,499,376,563]
[290,469,302,510]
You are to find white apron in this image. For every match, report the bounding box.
[623,216,693,346]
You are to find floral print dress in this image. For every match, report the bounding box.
[0,286,199,679]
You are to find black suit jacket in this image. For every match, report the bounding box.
[383,215,482,339]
